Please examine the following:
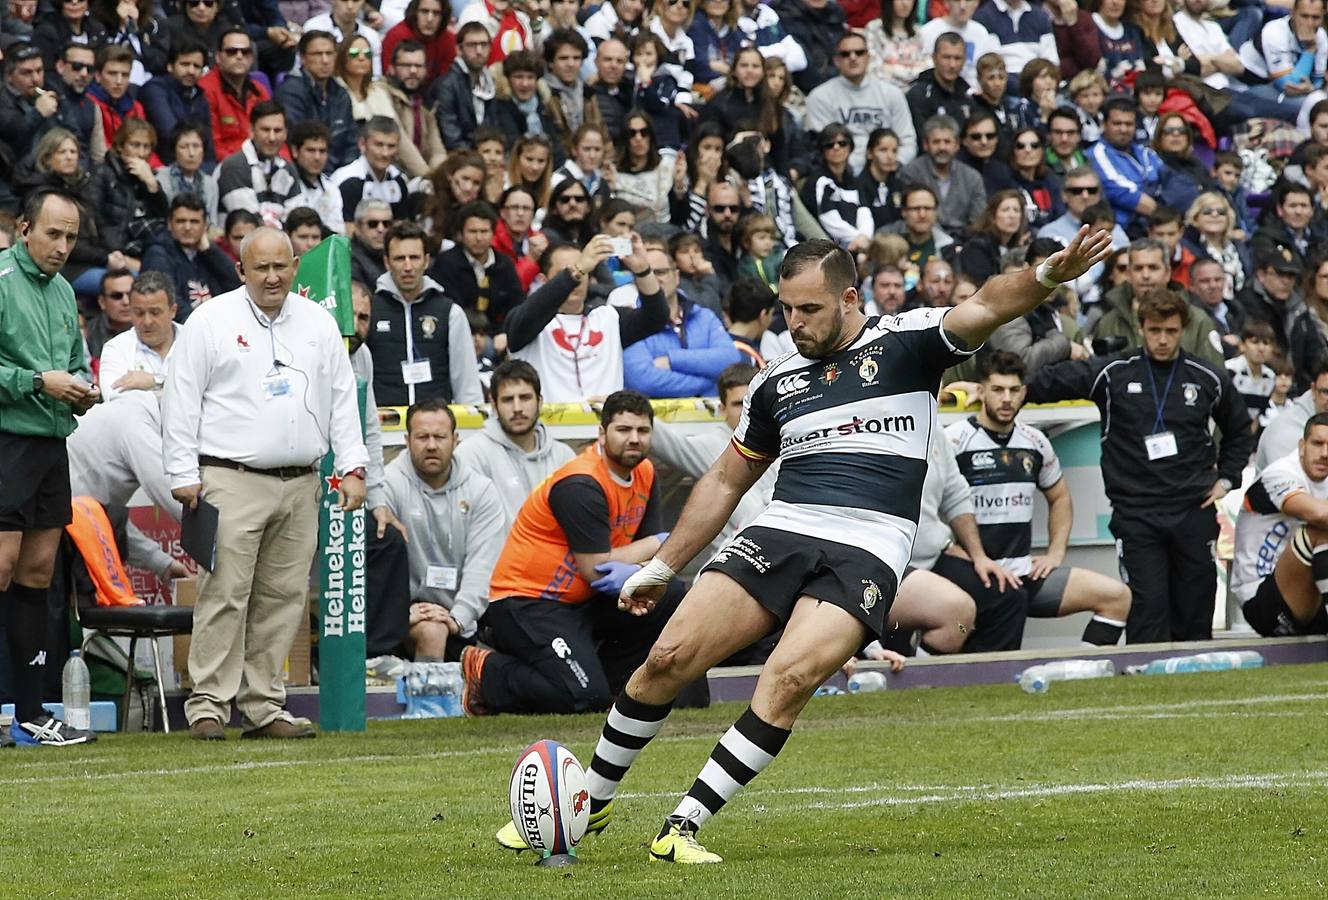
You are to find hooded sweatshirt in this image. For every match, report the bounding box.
[382,452,506,637]
[453,416,576,527]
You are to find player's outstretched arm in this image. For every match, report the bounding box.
[944,226,1113,350]
[619,444,772,615]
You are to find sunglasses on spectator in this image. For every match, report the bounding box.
[823,139,851,149]
[836,48,867,58]
[65,61,92,71]
[627,127,650,137]
[1015,140,1042,150]
[1065,186,1099,195]
[346,47,373,58]
[1161,125,1188,135]
[1199,206,1227,216]
[711,204,740,213]
[104,291,128,300]
[221,45,253,56]
[558,194,588,204]
[967,131,997,141]
[186,0,217,7]
[664,0,689,6]
[362,219,391,229]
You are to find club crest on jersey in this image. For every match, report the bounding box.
[821,364,841,386]
[861,580,881,613]
[858,357,878,385]
[420,315,438,338]
[1022,455,1035,475]
[1183,383,1199,406]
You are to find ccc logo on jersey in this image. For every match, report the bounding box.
[776,372,810,396]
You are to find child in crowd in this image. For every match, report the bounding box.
[1212,152,1254,238]
[1135,70,1167,144]
[1066,70,1106,144]
[971,53,1037,137]
[1301,143,1328,216]
[1260,356,1297,430]
[1225,321,1278,426]
[467,307,501,391]
[735,213,785,295]
[670,232,726,314]
[630,31,692,150]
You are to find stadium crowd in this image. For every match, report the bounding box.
[5,0,1328,741]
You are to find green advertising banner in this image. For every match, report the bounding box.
[299,233,367,731]
[295,234,355,337]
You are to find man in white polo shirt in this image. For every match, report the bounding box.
[162,227,369,741]
[97,271,179,402]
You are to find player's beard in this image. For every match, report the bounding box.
[794,308,846,359]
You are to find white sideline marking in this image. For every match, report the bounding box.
[620,771,1328,807]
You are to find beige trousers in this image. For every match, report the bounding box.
[185,466,319,729]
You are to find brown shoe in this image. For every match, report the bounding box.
[189,718,225,741]
[460,646,491,717]
[241,717,316,740]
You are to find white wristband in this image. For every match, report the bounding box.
[621,557,676,597]
[1034,260,1060,290]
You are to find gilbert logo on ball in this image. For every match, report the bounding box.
[509,739,590,859]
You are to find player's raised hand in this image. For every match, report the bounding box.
[1041,225,1114,285]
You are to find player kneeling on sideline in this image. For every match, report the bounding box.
[945,350,1130,648]
[494,229,1113,863]
[1232,413,1328,636]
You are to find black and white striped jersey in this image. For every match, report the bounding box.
[946,416,1063,576]
[731,307,976,579]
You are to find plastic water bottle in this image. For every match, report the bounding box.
[1125,650,1264,676]
[847,672,888,693]
[1016,659,1116,693]
[62,650,91,731]
[813,685,844,697]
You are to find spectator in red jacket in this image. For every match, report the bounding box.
[198,26,271,162]
[382,0,456,91]
[87,44,161,166]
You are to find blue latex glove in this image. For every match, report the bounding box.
[591,561,641,594]
[654,531,670,546]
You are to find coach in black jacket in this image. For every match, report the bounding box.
[1025,288,1253,643]
[427,201,525,331]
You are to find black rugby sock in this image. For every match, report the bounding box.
[5,582,51,722]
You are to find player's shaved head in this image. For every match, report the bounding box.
[779,239,857,297]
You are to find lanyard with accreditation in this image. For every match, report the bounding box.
[1143,357,1179,461]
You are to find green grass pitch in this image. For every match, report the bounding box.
[4,664,1327,898]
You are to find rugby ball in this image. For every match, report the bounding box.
[508,739,591,855]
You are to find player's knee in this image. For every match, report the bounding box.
[766,659,823,705]
[409,621,448,658]
[641,638,694,685]
[1102,583,1132,620]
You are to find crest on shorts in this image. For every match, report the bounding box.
[861,580,881,613]
[420,315,438,338]
[858,357,878,385]
[821,364,841,386]
[1183,382,1199,406]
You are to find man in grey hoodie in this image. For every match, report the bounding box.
[370,399,506,661]
[453,359,575,528]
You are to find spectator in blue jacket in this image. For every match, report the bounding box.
[1087,96,1162,232]
[140,37,214,169]
[623,246,744,397]
[275,30,358,170]
[141,192,241,321]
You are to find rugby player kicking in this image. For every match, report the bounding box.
[496,228,1112,863]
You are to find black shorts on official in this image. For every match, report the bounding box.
[0,433,71,531]
[701,525,899,638]
[1241,575,1328,637]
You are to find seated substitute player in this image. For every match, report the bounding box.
[460,390,680,717]
[1230,413,1328,636]
[492,229,1113,863]
[945,351,1131,648]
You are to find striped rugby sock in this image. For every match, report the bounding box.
[585,692,673,814]
[670,706,790,831]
